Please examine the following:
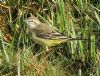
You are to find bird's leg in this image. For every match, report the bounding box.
[42,46,48,56]
[46,46,49,52]
[42,46,54,60]
[36,46,52,60]
[36,45,48,57]
[38,46,50,59]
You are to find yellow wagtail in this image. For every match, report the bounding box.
[24,15,86,51]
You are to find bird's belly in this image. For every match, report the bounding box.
[33,37,67,47]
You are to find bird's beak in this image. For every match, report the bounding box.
[24,20,28,25]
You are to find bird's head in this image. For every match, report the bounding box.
[24,16,41,29]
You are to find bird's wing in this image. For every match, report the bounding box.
[43,31,68,39]
[32,24,69,40]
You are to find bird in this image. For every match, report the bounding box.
[24,15,87,52]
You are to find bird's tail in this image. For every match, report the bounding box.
[69,38,88,41]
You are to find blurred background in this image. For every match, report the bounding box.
[0,0,100,76]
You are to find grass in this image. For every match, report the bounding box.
[0,0,100,76]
